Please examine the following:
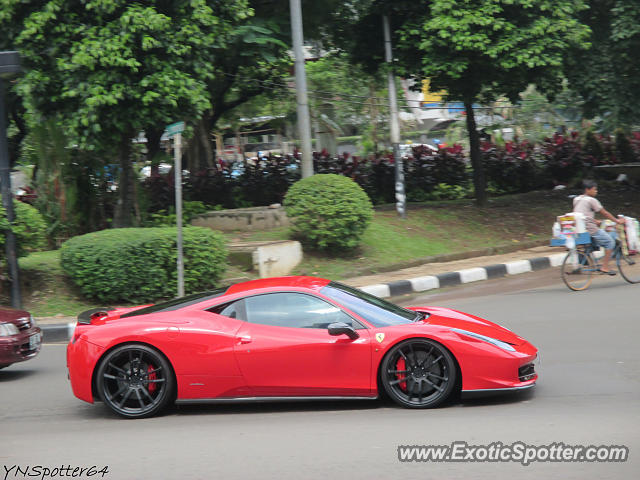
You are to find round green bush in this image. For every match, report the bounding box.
[284,174,374,250]
[0,198,47,257]
[60,227,227,303]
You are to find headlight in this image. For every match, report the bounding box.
[0,323,20,336]
[30,315,37,328]
[451,328,516,352]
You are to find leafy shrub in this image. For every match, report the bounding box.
[615,129,636,164]
[284,174,373,250]
[60,227,227,303]
[405,145,468,200]
[540,133,591,184]
[144,201,213,227]
[427,183,468,201]
[0,198,48,257]
[482,141,544,193]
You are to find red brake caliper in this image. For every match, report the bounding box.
[147,365,157,394]
[396,357,407,392]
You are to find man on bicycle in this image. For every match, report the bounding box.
[573,180,625,275]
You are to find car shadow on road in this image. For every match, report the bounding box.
[456,388,536,407]
[173,399,382,417]
[169,391,535,417]
[0,369,36,382]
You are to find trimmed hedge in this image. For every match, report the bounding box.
[60,227,227,303]
[284,174,373,250]
[0,198,47,257]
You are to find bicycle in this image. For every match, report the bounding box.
[561,235,640,291]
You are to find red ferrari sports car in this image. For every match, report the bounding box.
[67,276,538,418]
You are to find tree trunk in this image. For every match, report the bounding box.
[184,117,213,172]
[113,137,133,228]
[145,128,164,175]
[464,100,487,207]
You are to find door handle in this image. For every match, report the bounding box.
[238,336,252,344]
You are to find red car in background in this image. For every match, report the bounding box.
[0,306,42,369]
[67,276,538,418]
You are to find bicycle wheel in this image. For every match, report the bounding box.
[617,252,640,283]
[561,250,595,291]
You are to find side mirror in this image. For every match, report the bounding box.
[328,322,359,340]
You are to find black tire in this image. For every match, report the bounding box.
[618,252,640,284]
[561,250,594,291]
[380,338,457,408]
[96,344,174,419]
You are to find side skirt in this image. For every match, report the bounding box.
[176,396,379,405]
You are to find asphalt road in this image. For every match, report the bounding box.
[1,269,638,480]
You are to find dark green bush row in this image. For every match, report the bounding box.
[60,227,227,303]
[284,174,373,250]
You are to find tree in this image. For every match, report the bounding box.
[395,0,590,205]
[182,0,345,170]
[1,0,250,227]
[565,0,640,131]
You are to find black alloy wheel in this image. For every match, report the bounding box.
[96,344,174,418]
[381,338,457,408]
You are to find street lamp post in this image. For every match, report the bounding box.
[0,51,22,308]
[289,0,313,178]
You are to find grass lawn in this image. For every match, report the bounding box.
[6,185,640,316]
[17,250,98,317]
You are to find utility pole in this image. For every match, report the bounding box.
[166,121,185,297]
[0,51,22,308]
[383,15,406,219]
[289,0,313,178]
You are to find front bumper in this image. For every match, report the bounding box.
[458,340,539,392]
[0,327,42,367]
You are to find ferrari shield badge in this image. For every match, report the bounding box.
[375,333,385,343]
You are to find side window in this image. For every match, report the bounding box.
[208,299,246,321]
[244,293,364,329]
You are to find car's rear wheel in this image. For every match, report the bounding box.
[380,338,457,408]
[96,344,174,418]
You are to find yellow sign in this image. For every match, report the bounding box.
[422,79,447,103]
[376,333,385,343]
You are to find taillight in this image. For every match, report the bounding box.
[90,312,108,323]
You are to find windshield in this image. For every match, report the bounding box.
[320,281,416,327]
[120,287,229,318]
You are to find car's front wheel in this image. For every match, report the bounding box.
[95,344,174,418]
[380,338,457,408]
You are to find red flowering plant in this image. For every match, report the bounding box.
[539,133,591,185]
[404,144,468,201]
[481,140,543,193]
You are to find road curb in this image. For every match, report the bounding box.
[40,322,75,343]
[359,251,573,299]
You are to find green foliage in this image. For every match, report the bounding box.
[397,0,590,103]
[565,0,640,130]
[5,0,250,148]
[60,227,228,303]
[426,183,468,201]
[0,198,47,258]
[144,201,212,227]
[284,174,373,250]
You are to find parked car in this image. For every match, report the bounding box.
[68,276,538,418]
[0,306,42,369]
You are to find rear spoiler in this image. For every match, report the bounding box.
[77,307,113,325]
